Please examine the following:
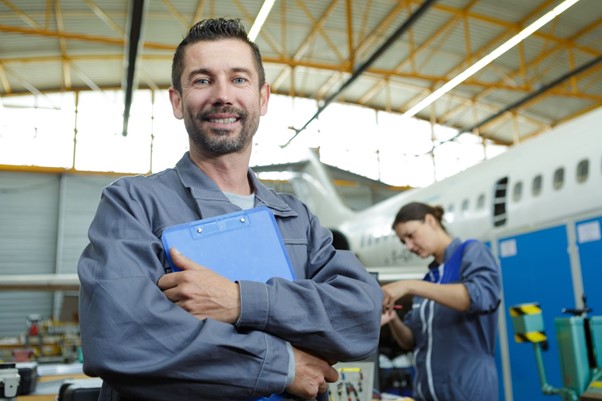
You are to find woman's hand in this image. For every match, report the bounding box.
[381,308,398,326]
[381,281,412,311]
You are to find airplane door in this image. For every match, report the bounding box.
[575,217,602,313]
[498,225,575,401]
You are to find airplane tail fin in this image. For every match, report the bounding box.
[290,149,355,230]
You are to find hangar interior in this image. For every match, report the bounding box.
[1,1,602,401]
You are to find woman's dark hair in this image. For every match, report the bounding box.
[391,202,447,232]
[171,18,266,93]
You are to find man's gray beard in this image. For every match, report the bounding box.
[190,128,247,155]
[184,104,261,155]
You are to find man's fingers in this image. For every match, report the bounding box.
[325,365,339,383]
[169,247,200,271]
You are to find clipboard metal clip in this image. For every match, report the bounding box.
[190,214,251,239]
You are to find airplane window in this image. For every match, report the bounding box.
[576,159,589,183]
[447,204,454,213]
[512,181,523,202]
[493,176,508,227]
[553,167,565,190]
[461,199,469,213]
[477,194,485,210]
[532,175,543,196]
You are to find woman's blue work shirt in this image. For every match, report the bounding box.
[405,238,501,401]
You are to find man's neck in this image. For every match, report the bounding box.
[189,150,253,195]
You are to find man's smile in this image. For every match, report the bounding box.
[208,117,238,124]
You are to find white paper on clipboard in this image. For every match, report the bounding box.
[161,206,296,282]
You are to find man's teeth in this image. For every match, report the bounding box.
[210,117,237,123]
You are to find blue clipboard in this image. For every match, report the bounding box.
[162,206,296,282]
[162,207,293,400]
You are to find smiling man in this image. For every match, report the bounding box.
[77,18,383,401]
[170,37,265,160]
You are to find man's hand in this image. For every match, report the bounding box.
[158,248,240,323]
[285,347,339,400]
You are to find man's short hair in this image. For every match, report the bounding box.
[171,18,266,93]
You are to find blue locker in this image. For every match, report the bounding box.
[575,216,602,314]
[498,225,575,401]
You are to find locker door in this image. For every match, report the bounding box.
[575,217,602,313]
[498,225,574,401]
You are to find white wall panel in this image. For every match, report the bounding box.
[0,171,114,338]
[56,175,116,274]
[1,172,60,338]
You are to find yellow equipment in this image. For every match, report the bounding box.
[510,300,602,401]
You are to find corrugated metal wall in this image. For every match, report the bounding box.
[0,171,115,338]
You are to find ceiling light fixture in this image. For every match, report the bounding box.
[248,0,277,41]
[401,0,581,119]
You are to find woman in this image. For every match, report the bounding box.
[381,202,501,401]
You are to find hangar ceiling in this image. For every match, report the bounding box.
[1,0,601,147]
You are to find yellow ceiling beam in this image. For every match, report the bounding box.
[438,2,601,127]
[346,0,354,69]
[0,62,12,94]
[161,0,190,28]
[430,0,598,56]
[271,0,339,93]
[0,24,174,50]
[191,0,207,26]
[53,0,72,90]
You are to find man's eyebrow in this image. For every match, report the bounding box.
[188,67,252,76]
[231,67,253,76]
[186,68,211,80]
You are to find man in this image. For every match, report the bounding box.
[78,18,382,401]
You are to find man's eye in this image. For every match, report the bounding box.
[194,78,209,85]
[233,77,247,84]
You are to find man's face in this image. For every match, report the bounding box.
[169,38,269,156]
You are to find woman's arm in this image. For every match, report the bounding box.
[382,280,470,312]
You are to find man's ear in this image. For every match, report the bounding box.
[259,82,270,116]
[168,87,184,120]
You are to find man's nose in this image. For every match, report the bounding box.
[211,79,233,105]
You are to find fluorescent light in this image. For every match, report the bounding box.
[401,0,581,119]
[248,0,276,41]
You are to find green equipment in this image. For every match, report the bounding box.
[509,300,602,401]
